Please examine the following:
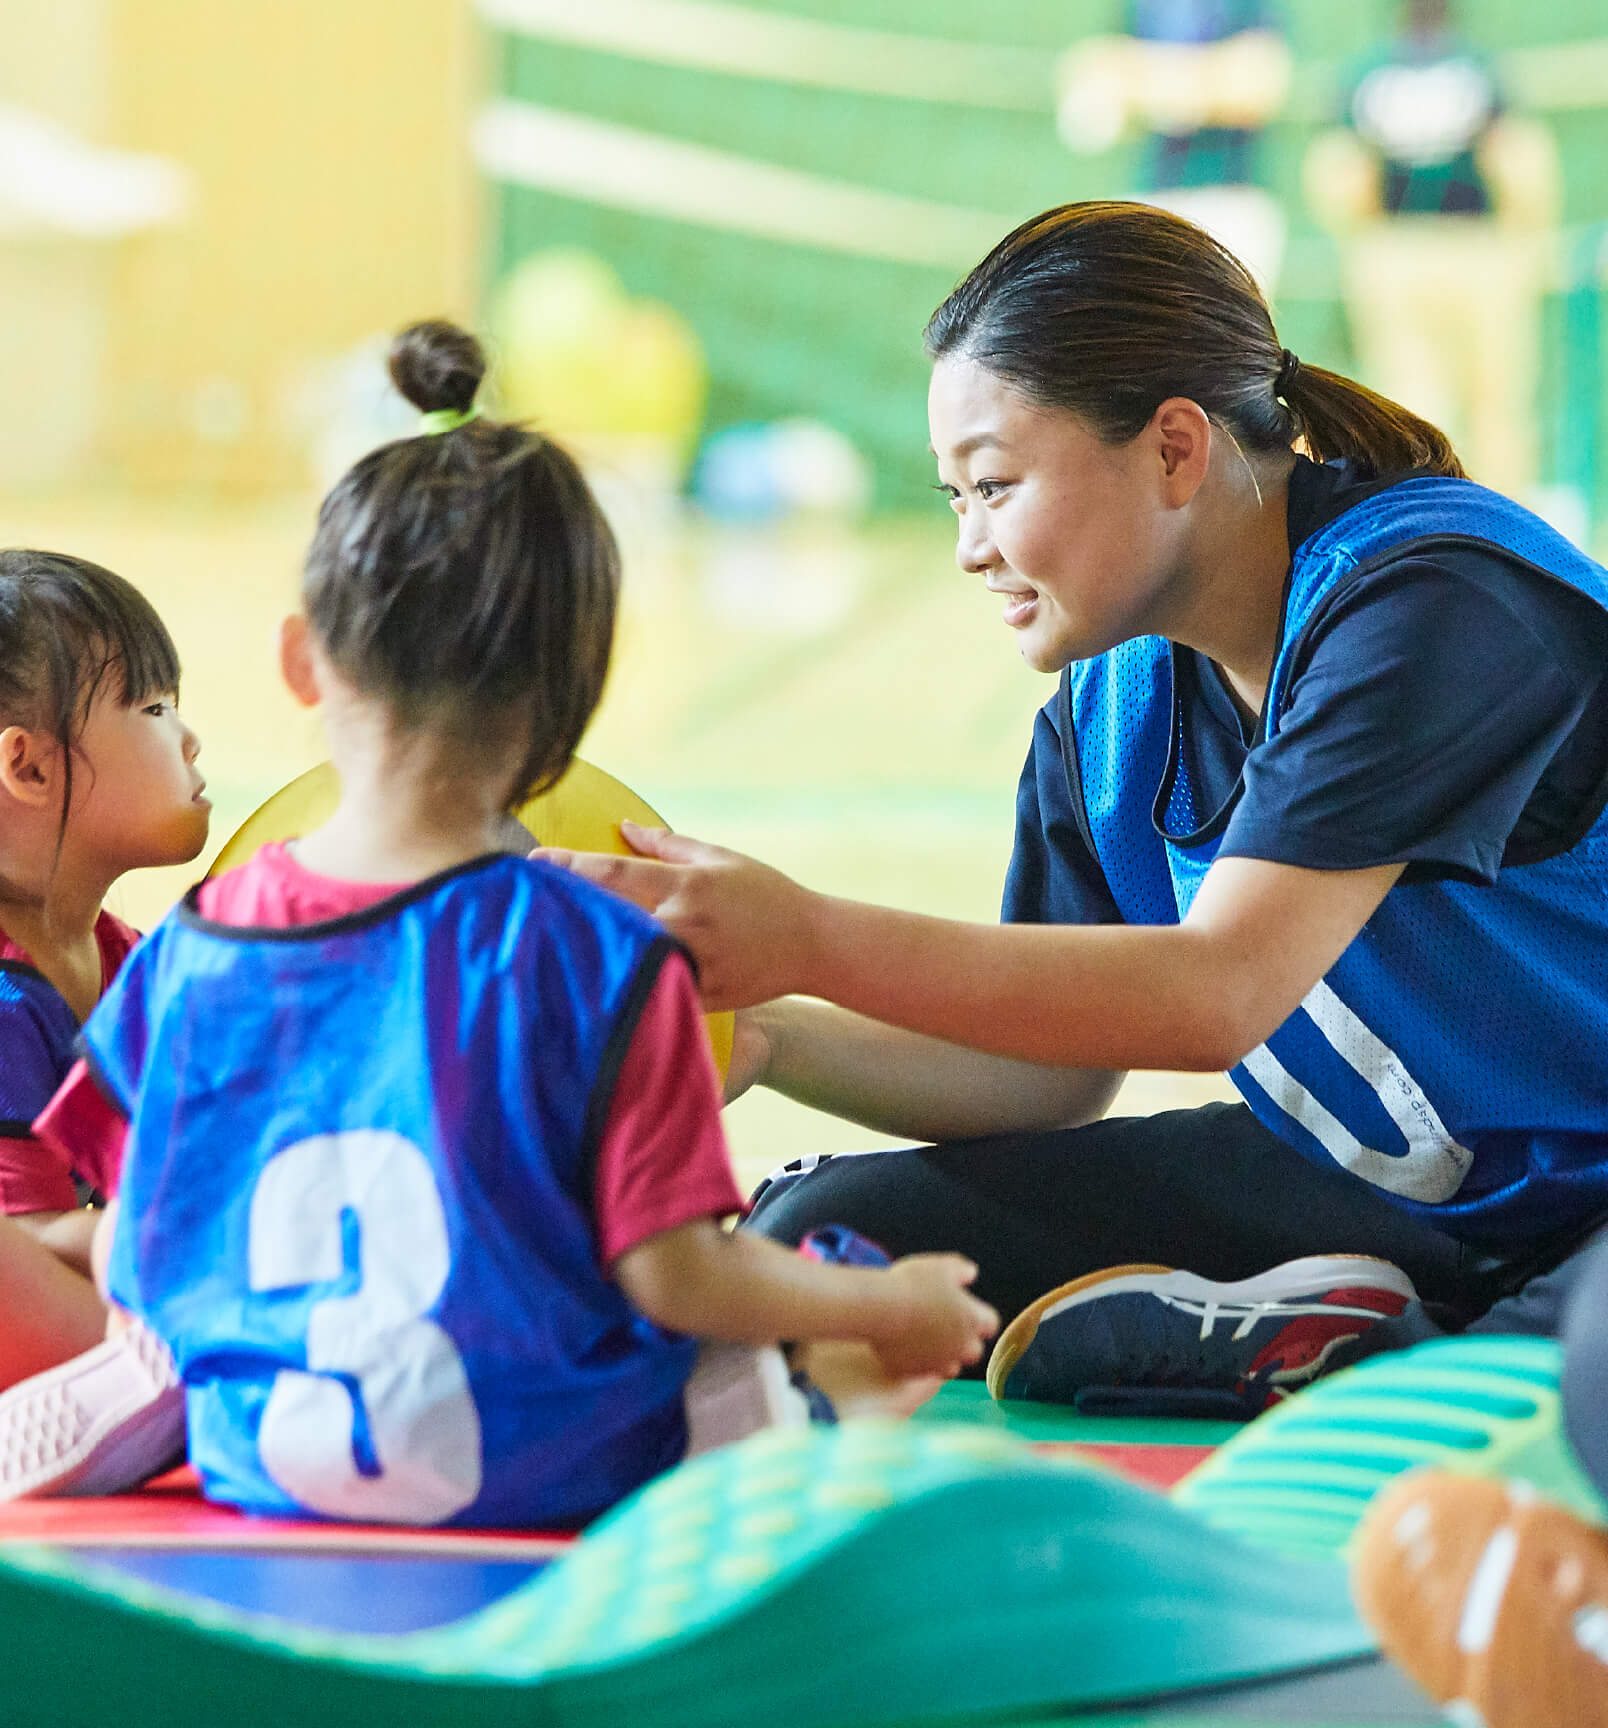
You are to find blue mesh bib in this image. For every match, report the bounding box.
[1063,477,1608,1243]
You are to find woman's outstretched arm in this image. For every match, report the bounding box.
[735,996,1123,1144]
[538,825,1403,1075]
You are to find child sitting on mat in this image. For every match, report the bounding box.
[0,321,995,1527]
[0,551,209,1396]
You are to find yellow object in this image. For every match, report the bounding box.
[104,0,477,493]
[210,756,734,1080]
[489,249,708,467]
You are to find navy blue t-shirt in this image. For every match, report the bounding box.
[1003,458,1608,926]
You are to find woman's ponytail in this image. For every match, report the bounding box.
[1281,361,1463,479]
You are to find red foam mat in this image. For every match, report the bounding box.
[0,1468,574,1556]
[1057,1441,1215,1490]
[0,1441,1211,1554]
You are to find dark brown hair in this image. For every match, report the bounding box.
[303,320,619,804]
[0,549,181,831]
[925,201,1462,480]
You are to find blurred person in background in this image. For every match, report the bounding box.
[1057,1,1292,292]
[1304,0,1559,501]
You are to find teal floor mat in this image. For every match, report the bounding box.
[13,1339,1585,1727]
[0,1421,1371,1728]
[1176,1334,1603,1560]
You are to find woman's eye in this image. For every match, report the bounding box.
[976,479,1008,501]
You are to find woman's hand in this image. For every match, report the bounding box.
[534,823,821,1010]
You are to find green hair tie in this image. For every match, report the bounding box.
[418,405,482,436]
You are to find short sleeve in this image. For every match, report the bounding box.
[592,952,745,1267]
[1001,699,1123,927]
[33,1058,129,1200]
[1223,553,1608,883]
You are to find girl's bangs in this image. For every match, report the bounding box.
[66,560,182,707]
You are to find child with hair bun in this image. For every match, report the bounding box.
[0,321,994,1527]
[0,551,207,1408]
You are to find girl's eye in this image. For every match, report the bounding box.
[143,700,170,717]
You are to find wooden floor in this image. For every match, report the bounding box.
[0,487,1234,1189]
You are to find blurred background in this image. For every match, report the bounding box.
[4,0,1607,1185]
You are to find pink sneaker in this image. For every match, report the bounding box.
[0,1320,184,1499]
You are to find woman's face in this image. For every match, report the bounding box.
[929,354,1185,674]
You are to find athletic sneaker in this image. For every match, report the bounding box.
[1354,1471,1608,1728]
[0,1319,185,1499]
[986,1255,1418,1416]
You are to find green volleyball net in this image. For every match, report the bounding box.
[474,0,1608,530]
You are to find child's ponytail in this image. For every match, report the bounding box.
[387,319,486,425]
[304,321,619,805]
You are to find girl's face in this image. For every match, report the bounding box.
[72,685,210,868]
[929,354,1186,674]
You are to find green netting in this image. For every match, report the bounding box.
[485,1,1608,515]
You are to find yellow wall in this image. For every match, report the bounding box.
[104,0,479,492]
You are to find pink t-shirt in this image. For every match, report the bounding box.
[0,911,139,1213]
[36,845,743,1262]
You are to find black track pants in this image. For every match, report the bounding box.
[743,1102,1589,1368]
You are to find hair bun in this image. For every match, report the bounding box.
[388,319,487,416]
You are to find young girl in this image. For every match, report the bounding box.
[0,551,208,1392]
[538,200,1608,1416]
[2,321,994,1527]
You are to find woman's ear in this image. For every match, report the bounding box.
[278,614,321,709]
[0,724,59,809]
[1152,398,1213,508]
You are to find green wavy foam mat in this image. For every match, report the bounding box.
[1174,1334,1606,1560]
[0,1421,1368,1728]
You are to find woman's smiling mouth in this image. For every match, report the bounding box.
[989,582,1040,627]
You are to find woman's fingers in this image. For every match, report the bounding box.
[534,832,817,1010]
[529,845,677,914]
[618,821,731,866]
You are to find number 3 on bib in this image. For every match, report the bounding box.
[247,1129,483,1523]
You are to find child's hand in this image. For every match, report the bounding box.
[874,1254,998,1380]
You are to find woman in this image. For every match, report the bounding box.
[544,201,1608,1416]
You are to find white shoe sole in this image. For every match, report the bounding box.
[0,1321,184,1499]
[1038,1255,1420,1326]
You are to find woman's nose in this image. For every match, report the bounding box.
[955,512,997,575]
